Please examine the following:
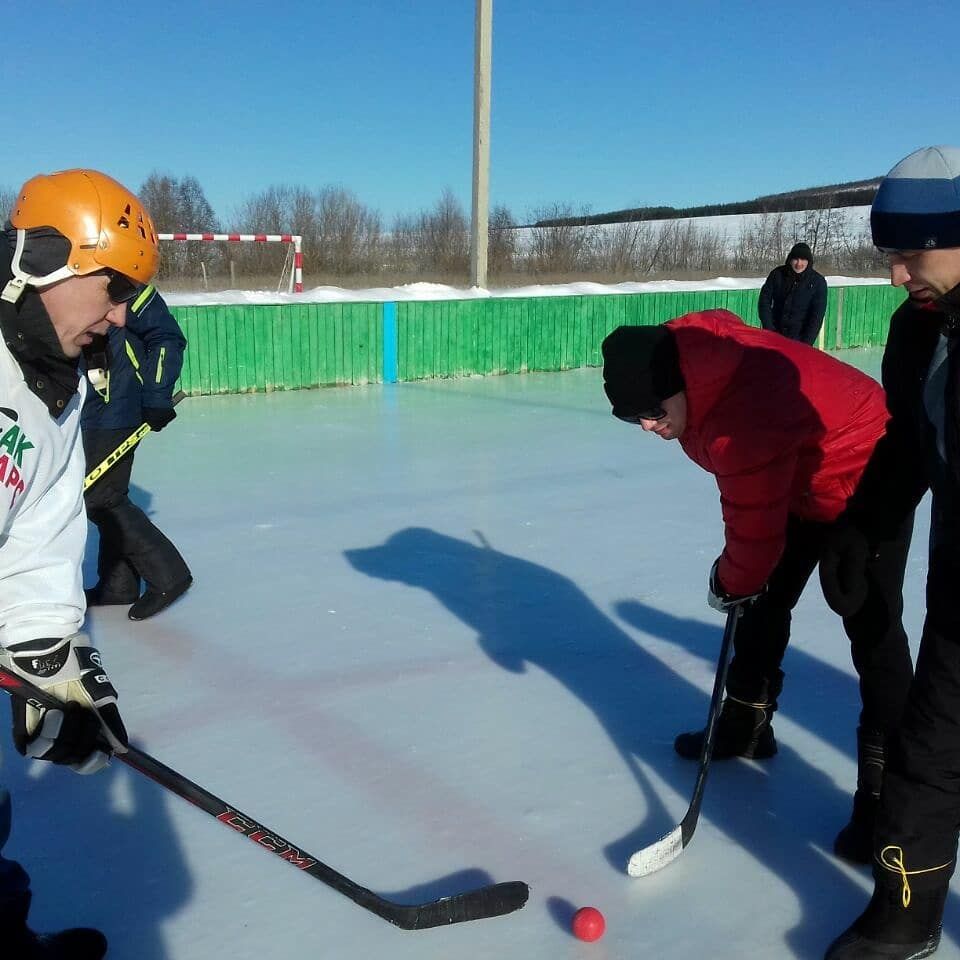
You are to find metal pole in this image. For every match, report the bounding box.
[470,0,492,288]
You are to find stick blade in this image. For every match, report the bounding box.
[627,825,683,877]
[387,880,530,930]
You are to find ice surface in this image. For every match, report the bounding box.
[9,347,956,959]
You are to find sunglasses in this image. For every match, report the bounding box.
[614,406,667,424]
[101,269,143,305]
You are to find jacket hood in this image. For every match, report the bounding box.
[0,233,80,417]
[786,242,813,268]
[664,310,749,424]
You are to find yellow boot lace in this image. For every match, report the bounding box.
[877,846,953,909]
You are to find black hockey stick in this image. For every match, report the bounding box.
[627,606,740,876]
[0,667,529,930]
[83,390,187,491]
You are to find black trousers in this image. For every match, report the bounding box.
[730,512,915,736]
[83,428,190,596]
[876,536,960,887]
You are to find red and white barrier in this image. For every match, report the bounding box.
[158,232,303,292]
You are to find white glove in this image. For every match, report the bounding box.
[0,634,128,774]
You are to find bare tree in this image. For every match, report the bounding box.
[386,212,418,277]
[594,220,652,276]
[139,172,219,281]
[734,211,789,272]
[525,203,594,276]
[124,171,886,288]
[0,187,18,221]
[139,173,180,231]
[315,186,382,278]
[414,189,469,278]
[488,204,518,278]
[838,221,887,275]
[228,185,313,281]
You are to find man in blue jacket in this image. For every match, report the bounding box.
[758,241,829,345]
[82,285,192,620]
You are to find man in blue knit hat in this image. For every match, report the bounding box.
[821,146,960,960]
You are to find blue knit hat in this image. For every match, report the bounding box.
[871,146,960,251]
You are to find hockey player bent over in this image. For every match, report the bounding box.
[601,309,914,869]
[0,170,157,958]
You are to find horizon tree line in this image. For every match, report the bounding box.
[1,174,886,290]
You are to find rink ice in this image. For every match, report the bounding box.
[7,352,956,959]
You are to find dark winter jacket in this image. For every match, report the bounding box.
[666,309,890,596]
[846,285,960,551]
[758,262,828,345]
[81,286,186,431]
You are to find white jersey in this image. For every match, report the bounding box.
[0,339,86,648]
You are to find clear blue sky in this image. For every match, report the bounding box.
[3,0,958,226]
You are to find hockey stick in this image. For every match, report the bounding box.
[627,606,740,877]
[0,667,529,930]
[83,389,187,491]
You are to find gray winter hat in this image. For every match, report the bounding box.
[871,146,960,251]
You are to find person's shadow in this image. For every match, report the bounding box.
[345,527,958,956]
[0,744,191,959]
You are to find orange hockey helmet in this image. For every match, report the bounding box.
[3,169,159,303]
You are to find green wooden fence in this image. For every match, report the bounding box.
[169,284,906,395]
[173,302,381,393]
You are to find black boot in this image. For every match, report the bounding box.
[824,872,947,960]
[85,584,139,607]
[1,891,107,959]
[674,668,783,760]
[93,498,191,620]
[87,541,141,607]
[834,728,885,865]
[128,575,193,621]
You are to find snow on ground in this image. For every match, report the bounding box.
[163,273,888,308]
[9,349,955,960]
[512,204,873,251]
[160,203,882,307]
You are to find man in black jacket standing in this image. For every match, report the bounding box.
[758,241,828,344]
[821,145,960,960]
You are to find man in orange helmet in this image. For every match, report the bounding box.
[0,169,159,958]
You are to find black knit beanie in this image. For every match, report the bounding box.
[601,325,684,418]
[786,242,813,267]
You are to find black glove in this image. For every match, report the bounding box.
[1,634,128,774]
[707,559,763,613]
[819,521,871,617]
[142,406,176,432]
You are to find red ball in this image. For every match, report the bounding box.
[572,906,606,942]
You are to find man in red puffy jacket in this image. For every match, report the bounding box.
[601,309,914,864]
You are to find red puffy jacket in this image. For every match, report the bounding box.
[667,310,889,596]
